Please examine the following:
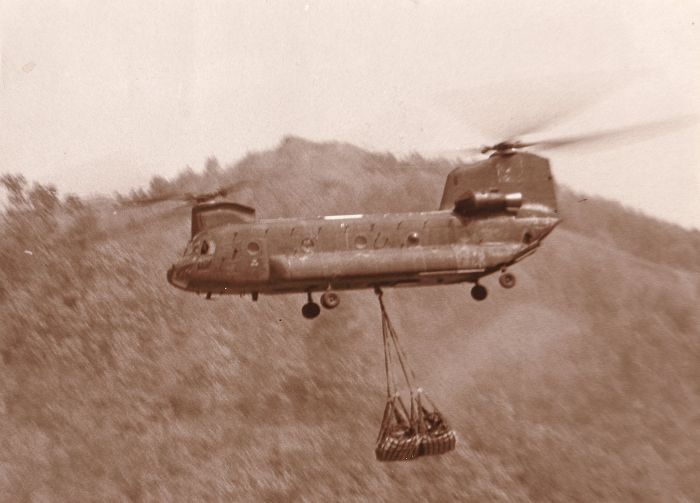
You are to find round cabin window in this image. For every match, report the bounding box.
[354,235,367,249]
[407,232,420,246]
[522,231,533,244]
[247,241,260,254]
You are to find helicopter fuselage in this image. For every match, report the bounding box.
[166,151,560,315]
[166,207,558,296]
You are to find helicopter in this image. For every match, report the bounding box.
[140,117,691,319]
[152,141,559,318]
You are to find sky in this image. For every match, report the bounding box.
[1,0,698,228]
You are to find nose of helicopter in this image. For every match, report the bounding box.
[167,262,193,290]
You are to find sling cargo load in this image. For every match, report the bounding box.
[374,289,457,461]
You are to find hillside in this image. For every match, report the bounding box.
[1,138,699,502]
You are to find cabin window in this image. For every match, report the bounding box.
[407,232,420,246]
[247,241,260,254]
[523,231,533,244]
[301,237,315,252]
[374,235,388,249]
[354,235,367,249]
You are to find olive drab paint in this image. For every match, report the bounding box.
[166,151,559,317]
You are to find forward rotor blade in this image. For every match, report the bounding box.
[122,179,253,207]
[165,202,193,214]
[120,192,185,207]
[217,179,253,197]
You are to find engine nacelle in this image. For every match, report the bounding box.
[453,191,523,215]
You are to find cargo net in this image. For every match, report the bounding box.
[375,289,457,462]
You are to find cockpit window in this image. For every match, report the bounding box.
[200,240,216,255]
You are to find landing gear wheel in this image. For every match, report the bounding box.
[302,302,321,319]
[320,291,340,309]
[499,272,516,289]
[302,292,321,319]
[471,284,488,301]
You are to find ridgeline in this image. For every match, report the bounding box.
[1,138,699,501]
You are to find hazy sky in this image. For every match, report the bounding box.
[1,1,698,228]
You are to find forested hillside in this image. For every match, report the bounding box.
[1,137,699,501]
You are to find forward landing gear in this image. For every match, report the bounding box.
[471,284,487,301]
[302,292,321,319]
[320,291,340,309]
[302,290,341,318]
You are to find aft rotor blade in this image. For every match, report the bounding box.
[438,71,637,141]
[423,146,483,159]
[528,115,698,151]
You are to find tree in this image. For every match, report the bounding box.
[28,182,59,212]
[148,175,171,198]
[63,193,84,212]
[204,156,222,176]
[0,173,28,207]
[129,187,148,201]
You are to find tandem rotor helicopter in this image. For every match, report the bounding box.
[130,117,692,319]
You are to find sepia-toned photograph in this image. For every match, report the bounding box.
[1,1,699,501]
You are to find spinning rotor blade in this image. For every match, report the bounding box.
[215,179,253,198]
[471,115,698,155]
[434,71,683,157]
[120,192,185,207]
[426,146,483,159]
[526,115,698,152]
[121,179,253,207]
[439,71,636,142]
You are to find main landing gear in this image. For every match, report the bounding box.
[471,284,488,301]
[470,271,517,301]
[498,271,516,289]
[302,290,341,319]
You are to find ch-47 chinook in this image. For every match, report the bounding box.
[153,117,692,319]
[161,141,560,319]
